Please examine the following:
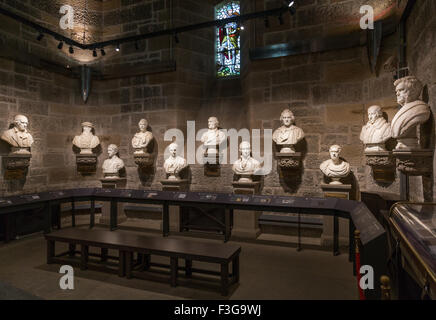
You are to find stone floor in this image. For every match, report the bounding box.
[0,227,357,300]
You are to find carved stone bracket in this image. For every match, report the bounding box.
[276,152,301,169]
[76,154,97,174]
[393,149,433,176]
[134,152,154,167]
[364,151,396,182]
[2,154,31,180]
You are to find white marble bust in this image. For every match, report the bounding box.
[360,105,392,151]
[1,114,34,154]
[232,141,261,182]
[102,144,125,179]
[391,76,431,149]
[164,143,187,180]
[272,109,305,153]
[320,145,351,184]
[132,119,153,155]
[200,117,226,155]
[73,122,100,154]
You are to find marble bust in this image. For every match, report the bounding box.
[360,105,392,151]
[200,117,226,155]
[164,143,187,180]
[391,76,431,149]
[320,145,350,184]
[232,141,261,182]
[102,144,125,179]
[272,109,305,153]
[1,114,34,154]
[132,119,153,155]
[73,122,100,154]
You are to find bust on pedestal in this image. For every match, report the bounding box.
[161,143,188,191]
[390,76,432,175]
[1,114,34,179]
[201,117,226,176]
[232,141,261,194]
[73,122,100,174]
[320,145,351,186]
[273,109,304,169]
[132,119,154,167]
[101,144,126,188]
[360,106,395,181]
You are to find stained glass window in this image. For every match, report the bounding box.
[216,1,241,78]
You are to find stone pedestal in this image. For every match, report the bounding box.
[203,151,221,177]
[2,154,31,180]
[76,154,97,174]
[392,149,433,176]
[364,151,395,182]
[276,152,301,169]
[99,178,127,226]
[231,181,261,239]
[320,184,351,250]
[161,179,189,192]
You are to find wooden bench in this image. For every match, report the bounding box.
[45,229,241,296]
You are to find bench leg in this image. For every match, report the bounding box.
[71,201,76,228]
[143,254,151,271]
[101,248,108,262]
[137,253,143,265]
[333,215,340,256]
[126,252,133,279]
[80,245,89,270]
[224,209,231,243]
[47,240,55,264]
[221,262,229,296]
[119,251,125,277]
[163,204,169,237]
[170,257,178,287]
[90,200,95,229]
[69,244,76,257]
[185,259,192,277]
[232,255,240,283]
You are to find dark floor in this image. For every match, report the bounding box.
[0,227,357,300]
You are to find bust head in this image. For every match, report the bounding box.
[394,76,423,106]
[367,105,383,124]
[280,109,295,127]
[81,122,94,134]
[107,144,118,158]
[138,119,148,132]
[169,143,178,158]
[14,114,29,132]
[239,141,251,158]
[208,117,219,130]
[329,145,342,164]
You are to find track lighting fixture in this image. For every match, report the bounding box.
[101,48,106,56]
[69,46,74,54]
[93,49,97,57]
[57,41,63,50]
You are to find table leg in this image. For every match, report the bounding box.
[110,200,118,231]
[349,220,355,262]
[71,200,76,228]
[232,255,239,283]
[45,202,52,234]
[56,204,61,229]
[170,257,178,287]
[126,251,133,279]
[47,240,55,264]
[69,243,76,257]
[80,245,89,270]
[224,209,231,243]
[4,214,13,243]
[101,248,108,262]
[144,254,151,270]
[221,262,229,296]
[163,204,169,237]
[119,251,125,277]
[185,259,192,277]
[90,200,95,229]
[297,213,302,252]
[333,215,340,256]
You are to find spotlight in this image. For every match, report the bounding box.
[288,1,295,7]
[93,49,97,57]
[264,17,270,28]
[69,46,74,54]
[240,25,245,30]
[174,34,179,44]
[101,48,106,56]
[37,33,44,41]
[57,41,63,50]
[115,44,120,52]
[288,1,296,15]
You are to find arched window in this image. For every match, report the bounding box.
[215,1,241,78]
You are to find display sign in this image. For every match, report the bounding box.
[228,194,251,203]
[252,195,271,204]
[21,195,40,201]
[0,199,12,206]
[198,193,218,201]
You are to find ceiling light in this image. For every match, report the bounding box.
[69,46,74,54]
[57,41,63,50]
[101,48,106,56]
[93,49,97,57]
[115,44,120,52]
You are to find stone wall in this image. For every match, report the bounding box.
[406,0,436,202]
